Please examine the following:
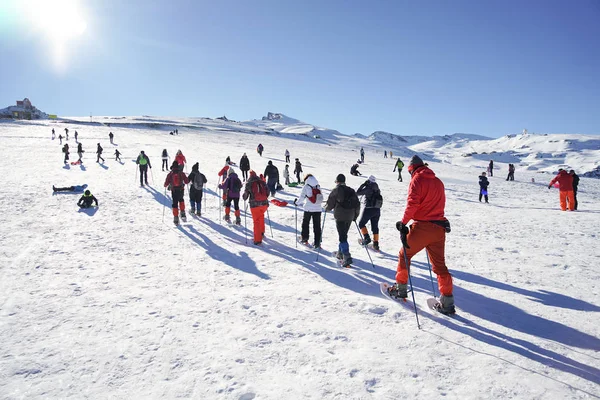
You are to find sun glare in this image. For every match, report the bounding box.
[20,0,87,71]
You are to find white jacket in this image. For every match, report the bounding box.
[297,175,323,212]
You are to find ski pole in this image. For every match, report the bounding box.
[244,201,248,244]
[266,207,273,238]
[150,167,155,184]
[218,188,222,223]
[354,221,375,269]
[294,204,298,248]
[316,210,327,261]
[401,233,421,329]
[162,187,167,223]
[135,166,138,184]
[425,250,436,297]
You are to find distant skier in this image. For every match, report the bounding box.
[390,150,393,158]
[242,170,269,245]
[74,131,78,142]
[257,143,264,157]
[548,169,575,211]
[393,158,404,182]
[285,149,290,163]
[325,174,360,267]
[356,175,382,251]
[96,143,105,163]
[219,168,243,224]
[187,162,207,216]
[293,158,303,183]
[52,128,55,140]
[114,149,121,162]
[239,153,250,181]
[164,161,190,225]
[175,150,186,168]
[390,155,455,314]
[161,149,169,171]
[53,183,88,193]
[136,151,152,186]
[58,134,63,144]
[479,172,489,203]
[65,128,69,141]
[109,132,114,144]
[283,164,290,185]
[350,163,361,176]
[360,147,365,163]
[488,160,494,177]
[570,170,579,210]
[77,143,84,162]
[506,164,515,181]
[294,174,323,248]
[384,150,387,158]
[263,160,280,197]
[77,190,98,208]
[62,144,69,164]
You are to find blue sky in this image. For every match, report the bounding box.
[1,0,599,137]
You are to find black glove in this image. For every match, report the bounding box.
[547,185,551,189]
[396,221,409,235]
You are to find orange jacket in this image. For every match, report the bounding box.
[549,170,573,192]
[402,166,446,224]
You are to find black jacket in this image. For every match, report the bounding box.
[264,164,279,184]
[325,183,360,222]
[479,175,489,190]
[239,156,250,171]
[572,174,579,191]
[78,194,98,208]
[356,180,381,208]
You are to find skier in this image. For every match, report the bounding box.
[62,144,69,164]
[164,161,190,225]
[488,160,494,177]
[325,174,360,267]
[65,128,69,141]
[384,150,387,158]
[242,170,269,245]
[109,132,114,144]
[294,174,323,248]
[263,160,280,197]
[548,169,575,211]
[293,158,303,183]
[570,170,579,210]
[175,150,186,168]
[285,149,290,163]
[161,149,169,171]
[393,158,404,182]
[136,151,152,186]
[53,183,88,193]
[77,142,84,162]
[96,143,105,163]
[350,163,361,176]
[239,153,250,181]
[114,149,121,162]
[217,162,231,205]
[58,134,63,144]
[283,164,290,185]
[356,175,382,251]
[257,143,264,157]
[360,147,365,163]
[74,131,78,142]
[479,172,489,203]
[389,155,455,314]
[506,164,515,181]
[52,128,55,140]
[187,162,207,216]
[219,168,243,224]
[390,150,393,158]
[77,190,98,208]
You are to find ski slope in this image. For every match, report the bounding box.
[1,117,599,399]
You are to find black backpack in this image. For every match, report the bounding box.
[338,186,359,209]
[371,190,383,208]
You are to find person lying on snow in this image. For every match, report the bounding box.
[53,184,88,193]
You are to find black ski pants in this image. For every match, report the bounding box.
[358,208,380,234]
[162,159,169,170]
[336,220,352,254]
[301,211,322,246]
[139,165,148,185]
[241,169,248,181]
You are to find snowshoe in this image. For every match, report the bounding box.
[358,234,372,246]
[224,215,231,223]
[431,295,456,315]
[173,216,180,226]
[372,241,380,251]
[180,211,187,223]
[235,217,241,225]
[387,283,407,300]
[341,253,353,268]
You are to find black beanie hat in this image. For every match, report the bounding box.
[335,173,346,183]
[408,155,425,174]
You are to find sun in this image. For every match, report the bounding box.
[20,0,87,70]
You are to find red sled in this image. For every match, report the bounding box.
[70,160,81,165]
[270,199,288,207]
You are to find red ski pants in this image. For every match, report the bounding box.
[396,221,453,296]
[559,190,575,211]
[250,205,268,243]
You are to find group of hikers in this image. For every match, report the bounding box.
[56,128,119,165]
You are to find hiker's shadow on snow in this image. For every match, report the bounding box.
[408,266,600,388]
[79,164,87,171]
[144,186,170,206]
[77,207,98,216]
[452,270,600,312]
[182,223,269,280]
[63,164,70,170]
[98,163,109,170]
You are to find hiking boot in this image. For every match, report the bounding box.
[235,216,241,225]
[196,210,201,217]
[254,241,262,245]
[299,238,309,245]
[190,208,195,214]
[173,216,179,226]
[434,295,456,314]
[387,283,407,299]
[180,211,187,223]
[360,234,372,246]
[335,250,343,260]
[313,242,321,249]
[224,215,231,223]
[341,253,353,267]
[52,185,57,192]
[372,241,380,251]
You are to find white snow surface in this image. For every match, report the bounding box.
[1,116,599,399]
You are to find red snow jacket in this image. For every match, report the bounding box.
[402,166,446,225]
[549,170,573,192]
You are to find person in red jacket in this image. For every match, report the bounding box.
[388,155,455,314]
[548,169,575,211]
[175,150,186,168]
[217,162,230,206]
[164,161,190,225]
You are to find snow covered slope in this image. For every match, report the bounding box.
[1,118,599,399]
